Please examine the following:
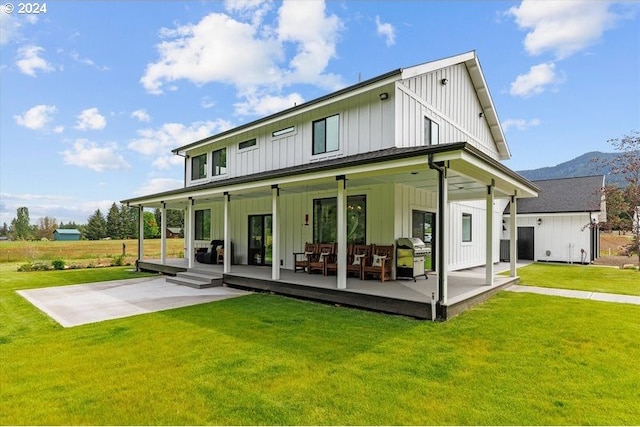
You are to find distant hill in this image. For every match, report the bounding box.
[517,151,629,186]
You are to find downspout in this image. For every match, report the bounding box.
[428,154,446,312]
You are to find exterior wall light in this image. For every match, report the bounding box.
[440,78,448,85]
[537,218,542,225]
[379,92,389,101]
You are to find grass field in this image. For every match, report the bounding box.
[1,266,639,425]
[513,263,640,296]
[0,238,185,266]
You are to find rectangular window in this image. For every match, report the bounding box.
[191,154,207,180]
[424,117,439,146]
[313,195,366,244]
[212,148,226,176]
[272,126,295,138]
[312,114,339,155]
[462,213,472,242]
[239,138,256,150]
[194,209,211,241]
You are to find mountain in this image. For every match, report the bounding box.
[517,151,628,186]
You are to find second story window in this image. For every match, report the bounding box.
[191,154,207,180]
[212,148,227,176]
[313,114,339,155]
[424,117,439,146]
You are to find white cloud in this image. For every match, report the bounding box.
[132,178,183,196]
[75,108,107,130]
[0,192,116,225]
[234,91,304,117]
[16,45,54,77]
[507,0,622,59]
[375,15,396,46]
[62,139,130,172]
[131,109,151,122]
[509,62,563,97]
[128,120,233,164]
[277,0,343,88]
[502,118,542,132]
[14,104,57,130]
[201,96,216,109]
[70,51,110,71]
[0,13,20,44]
[141,1,344,115]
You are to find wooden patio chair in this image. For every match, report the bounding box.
[325,244,354,276]
[346,244,371,279]
[308,243,335,275]
[293,243,317,273]
[362,244,394,282]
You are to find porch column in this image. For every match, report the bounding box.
[485,181,495,286]
[510,195,518,277]
[336,176,347,289]
[437,167,449,305]
[186,200,195,268]
[160,203,167,264]
[271,185,280,280]
[138,206,144,264]
[223,192,231,274]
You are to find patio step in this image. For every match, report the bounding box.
[166,270,223,289]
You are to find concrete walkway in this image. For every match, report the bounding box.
[506,285,640,305]
[17,277,251,328]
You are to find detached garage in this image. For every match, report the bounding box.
[502,175,606,264]
[53,229,81,241]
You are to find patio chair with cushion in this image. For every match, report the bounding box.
[362,244,394,282]
[293,243,317,273]
[325,244,354,276]
[346,244,371,279]
[308,243,335,275]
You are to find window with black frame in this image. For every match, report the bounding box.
[191,153,207,180]
[312,114,339,155]
[313,195,366,244]
[212,148,226,176]
[194,209,211,240]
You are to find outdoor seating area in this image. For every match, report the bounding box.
[195,239,230,265]
[293,243,394,282]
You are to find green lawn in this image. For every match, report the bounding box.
[512,263,640,296]
[1,267,639,425]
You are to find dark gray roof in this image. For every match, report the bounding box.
[505,175,604,214]
[123,142,537,205]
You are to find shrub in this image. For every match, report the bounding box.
[110,254,125,266]
[17,261,52,272]
[52,259,65,270]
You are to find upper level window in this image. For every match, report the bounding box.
[212,148,227,176]
[272,126,295,138]
[191,154,207,180]
[239,138,256,150]
[313,114,339,155]
[424,117,439,146]
[462,213,472,242]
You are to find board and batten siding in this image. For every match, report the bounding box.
[396,63,500,159]
[185,85,396,187]
[503,213,597,263]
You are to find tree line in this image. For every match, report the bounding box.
[1,203,184,241]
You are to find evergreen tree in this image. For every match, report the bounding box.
[11,207,31,240]
[106,202,123,239]
[0,222,8,237]
[120,204,138,239]
[85,209,107,240]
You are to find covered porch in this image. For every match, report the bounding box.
[137,258,530,320]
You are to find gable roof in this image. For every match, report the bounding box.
[505,175,605,214]
[54,228,81,235]
[172,51,509,158]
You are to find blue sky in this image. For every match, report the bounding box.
[1,0,639,226]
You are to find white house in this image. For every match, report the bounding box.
[502,175,606,264]
[121,51,538,319]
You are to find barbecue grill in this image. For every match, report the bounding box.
[396,237,429,281]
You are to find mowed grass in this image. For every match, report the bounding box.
[1,268,639,425]
[513,263,640,296]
